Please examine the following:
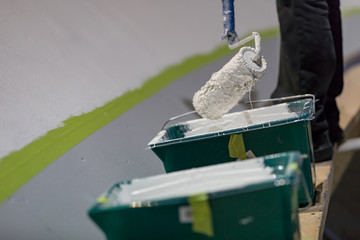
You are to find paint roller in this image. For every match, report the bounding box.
[192,32,267,119]
[192,0,266,119]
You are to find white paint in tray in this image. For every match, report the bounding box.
[110,158,276,205]
[183,103,298,138]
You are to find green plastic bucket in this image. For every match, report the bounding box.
[88,152,303,240]
[148,97,315,205]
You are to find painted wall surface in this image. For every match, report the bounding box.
[0,0,359,160]
[0,0,279,160]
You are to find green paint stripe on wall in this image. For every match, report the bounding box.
[0,28,288,204]
[342,6,360,17]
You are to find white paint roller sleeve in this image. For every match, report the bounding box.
[193,41,267,119]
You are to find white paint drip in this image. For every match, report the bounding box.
[239,216,254,225]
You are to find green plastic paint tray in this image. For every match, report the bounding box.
[148,96,315,205]
[88,152,304,240]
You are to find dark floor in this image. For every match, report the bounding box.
[324,110,360,240]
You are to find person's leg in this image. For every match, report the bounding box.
[273,0,336,162]
[325,0,344,144]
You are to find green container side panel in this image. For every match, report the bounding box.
[90,186,299,240]
[153,134,234,173]
[91,205,201,240]
[153,121,314,205]
[88,152,302,240]
[242,121,314,204]
[210,186,299,240]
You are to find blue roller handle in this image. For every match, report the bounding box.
[222,0,237,44]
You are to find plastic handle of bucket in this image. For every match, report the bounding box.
[304,141,317,195]
[240,94,315,105]
[300,154,317,201]
[161,110,197,130]
[160,94,316,130]
[241,94,316,119]
[297,153,318,212]
[298,168,314,212]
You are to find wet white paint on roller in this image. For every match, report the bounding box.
[183,103,298,138]
[110,158,275,205]
[192,46,267,119]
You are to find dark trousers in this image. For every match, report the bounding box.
[272,0,344,161]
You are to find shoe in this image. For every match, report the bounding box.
[328,123,344,144]
[324,98,344,144]
[314,141,333,162]
[312,131,334,162]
